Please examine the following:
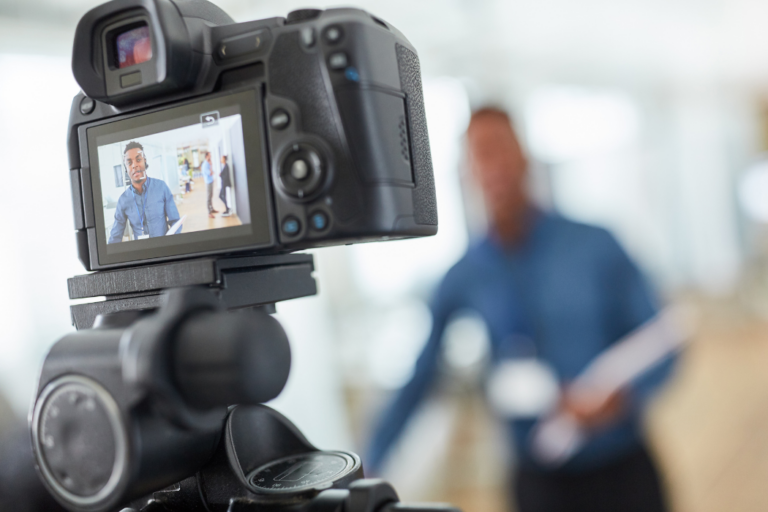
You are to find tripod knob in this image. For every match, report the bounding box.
[173,308,291,409]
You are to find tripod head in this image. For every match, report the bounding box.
[30,256,460,512]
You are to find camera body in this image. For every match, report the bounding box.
[69,0,436,271]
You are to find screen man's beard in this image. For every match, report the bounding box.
[130,170,147,187]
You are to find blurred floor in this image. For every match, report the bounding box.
[176,177,241,231]
[649,298,768,512]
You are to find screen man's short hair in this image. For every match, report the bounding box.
[123,141,144,154]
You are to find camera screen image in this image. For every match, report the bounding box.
[96,113,250,245]
[87,90,273,266]
[116,24,152,68]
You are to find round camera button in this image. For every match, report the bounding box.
[291,159,309,180]
[278,143,326,200]
[324,26,344,44]
[300,27,316,48]
[270,109,290,130]
[79,96,96,115]
[310,211,329,231]
[282,217,301,236]
[328,52,348,70]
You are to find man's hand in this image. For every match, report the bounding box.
[559,385,627,430]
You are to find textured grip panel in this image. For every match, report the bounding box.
[396,44,437,226]
[268,32,362,222]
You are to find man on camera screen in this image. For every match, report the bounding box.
[108,141,181,243]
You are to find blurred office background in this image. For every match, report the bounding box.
[3,0,768,511]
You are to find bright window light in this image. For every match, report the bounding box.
[738,158,768,223]
[525,86,640,163]
[0,54,80,413]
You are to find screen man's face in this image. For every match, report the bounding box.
[124,147,148,186]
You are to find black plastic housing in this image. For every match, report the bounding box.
[69,0,437,270]
[30,288,293,512]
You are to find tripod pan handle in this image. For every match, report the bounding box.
[173,308,291,409]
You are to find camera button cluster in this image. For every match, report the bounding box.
[329,52,348,70]
[282,216,301,236]
[270,109,291,130]
[291,159,309,180]
[324,26,344,44]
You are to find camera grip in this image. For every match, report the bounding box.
[173,309,291,409]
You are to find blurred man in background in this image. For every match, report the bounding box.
[367,108,675,512]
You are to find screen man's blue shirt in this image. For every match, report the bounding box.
[202,160,214,184]
[366,212,676,473]
[108,177,181,243]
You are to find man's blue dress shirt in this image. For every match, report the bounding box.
[202,160,214,184]
[108,177,181,243]
[367,212,675,473]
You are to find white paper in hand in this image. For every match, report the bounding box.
[487,359,560,418]
[166,215,186,235]
[529,304,697,467]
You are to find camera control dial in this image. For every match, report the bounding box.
[278,143,326,200]
[286,9,323,24]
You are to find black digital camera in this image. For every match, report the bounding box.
[26,2,452,512]
[68,0,436,271]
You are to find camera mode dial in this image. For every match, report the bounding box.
[278,143,326,200]
[286,9,323,24]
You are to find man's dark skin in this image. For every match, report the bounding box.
[466,111,625,429]
[124,147,148,193]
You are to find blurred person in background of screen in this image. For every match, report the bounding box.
[219,154,232,217]
[366,107,676,512]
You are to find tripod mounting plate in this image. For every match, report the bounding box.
[68,253,317,329]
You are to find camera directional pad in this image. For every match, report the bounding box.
[278,143,325,200]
